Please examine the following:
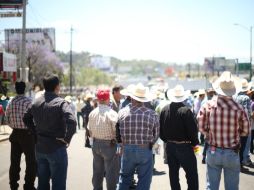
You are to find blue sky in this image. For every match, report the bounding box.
[1,0,254,64]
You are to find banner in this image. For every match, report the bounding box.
[5,28,56,52]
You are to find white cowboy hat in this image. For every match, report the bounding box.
[241,78,252,92]
[198,89,206,96]
[1,95,7,100]
[129,83,152,102]
[120,84,135,96]
[212,71,242,96]
[167,85,189,103]
[84,93,94,101]
[65,95,72,103]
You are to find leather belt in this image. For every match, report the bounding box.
[167,140,191,144]
[124,144,150,148]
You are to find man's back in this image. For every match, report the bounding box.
[24,92,76,153]
[118,104,159,145]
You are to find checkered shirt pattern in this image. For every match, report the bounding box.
[88,104,118,140]
[5,95,32,129]
[118,105,159,145]
[197,96,250,148]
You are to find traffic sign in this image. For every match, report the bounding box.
[0,11,22,17]
[237,63,251,71]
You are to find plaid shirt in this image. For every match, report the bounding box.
[197,95,250,148]
[88,104,118,140]
[5,95,32,129]
[118,105,159,145]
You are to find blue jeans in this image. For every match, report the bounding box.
[243,133,251,163]
[166,142,198,190]
[206,147,240,190]
[117,145,153,190]
[36,147,68,190]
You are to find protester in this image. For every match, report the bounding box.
[160,84,199,190]
[75,96,84,130]
[202,87,216,164]
[250,91,254,154]
[197,71,249,190]
[23,74,76,190]
[116,83,159,190]
[110,85,123,112]
[87,89,119,190]
[81,93,94,130]
[234,78,253,169]
[5,81,36,190]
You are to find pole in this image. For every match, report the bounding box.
[70,27,73,95]
[21,0,27,82]
[250,26,252,81]
[236,58,239,76]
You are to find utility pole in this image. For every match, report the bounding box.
[250,26,252,81]
[69,26,73,95]
[20,0,27,82]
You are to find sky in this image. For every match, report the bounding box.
[0,0,254,64]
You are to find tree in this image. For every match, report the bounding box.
[5,41,64,88]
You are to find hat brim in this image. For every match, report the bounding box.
[212,77,242,96]
[120,89,130,96]
[129,94,152,102]
[167,89,189,103]
[241,82,252,92]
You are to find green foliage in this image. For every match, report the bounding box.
[76,67,113,86]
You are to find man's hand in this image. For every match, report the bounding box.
[116,144,123,156]
[56,138,69,147]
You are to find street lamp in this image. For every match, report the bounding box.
[234,23,253,81]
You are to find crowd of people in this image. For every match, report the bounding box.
[3,71,254,190]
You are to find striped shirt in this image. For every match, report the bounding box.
[197,95,250,148]
[5,95,32,129]
[118,105,159,145]
[88,104,118,140]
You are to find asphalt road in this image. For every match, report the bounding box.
[0,130,254,190]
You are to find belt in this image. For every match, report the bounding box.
[123,144,150,149]
[167,140,191,144]
[93,138,112,143]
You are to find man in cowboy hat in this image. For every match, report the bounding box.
[116,83,159,190]
[197,71,249,190]
[234,78,254,168]
[160,84,199,190]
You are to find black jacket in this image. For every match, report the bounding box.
[159,102,199,146]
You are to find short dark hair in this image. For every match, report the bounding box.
[43,74,59,92]
[15,81,26,94]
[112,85,123,94]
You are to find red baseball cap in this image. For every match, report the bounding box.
[96,89,110,101]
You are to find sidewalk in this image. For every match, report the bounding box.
[0,125,11,142]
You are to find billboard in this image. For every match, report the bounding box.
[0,0,23,8]
[5,28,55,52]
[0,52,17,72]
[90,56,111,71]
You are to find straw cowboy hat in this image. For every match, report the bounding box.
[120,84,135,96]
[1,95,7,100]
[167,85,189,103]
[65,95,72,103]
[212,71,242,96]
[241,78,252,92]
[129,83,152,102]
[84,93,94,101]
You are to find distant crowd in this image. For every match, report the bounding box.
[2,71,254,190]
